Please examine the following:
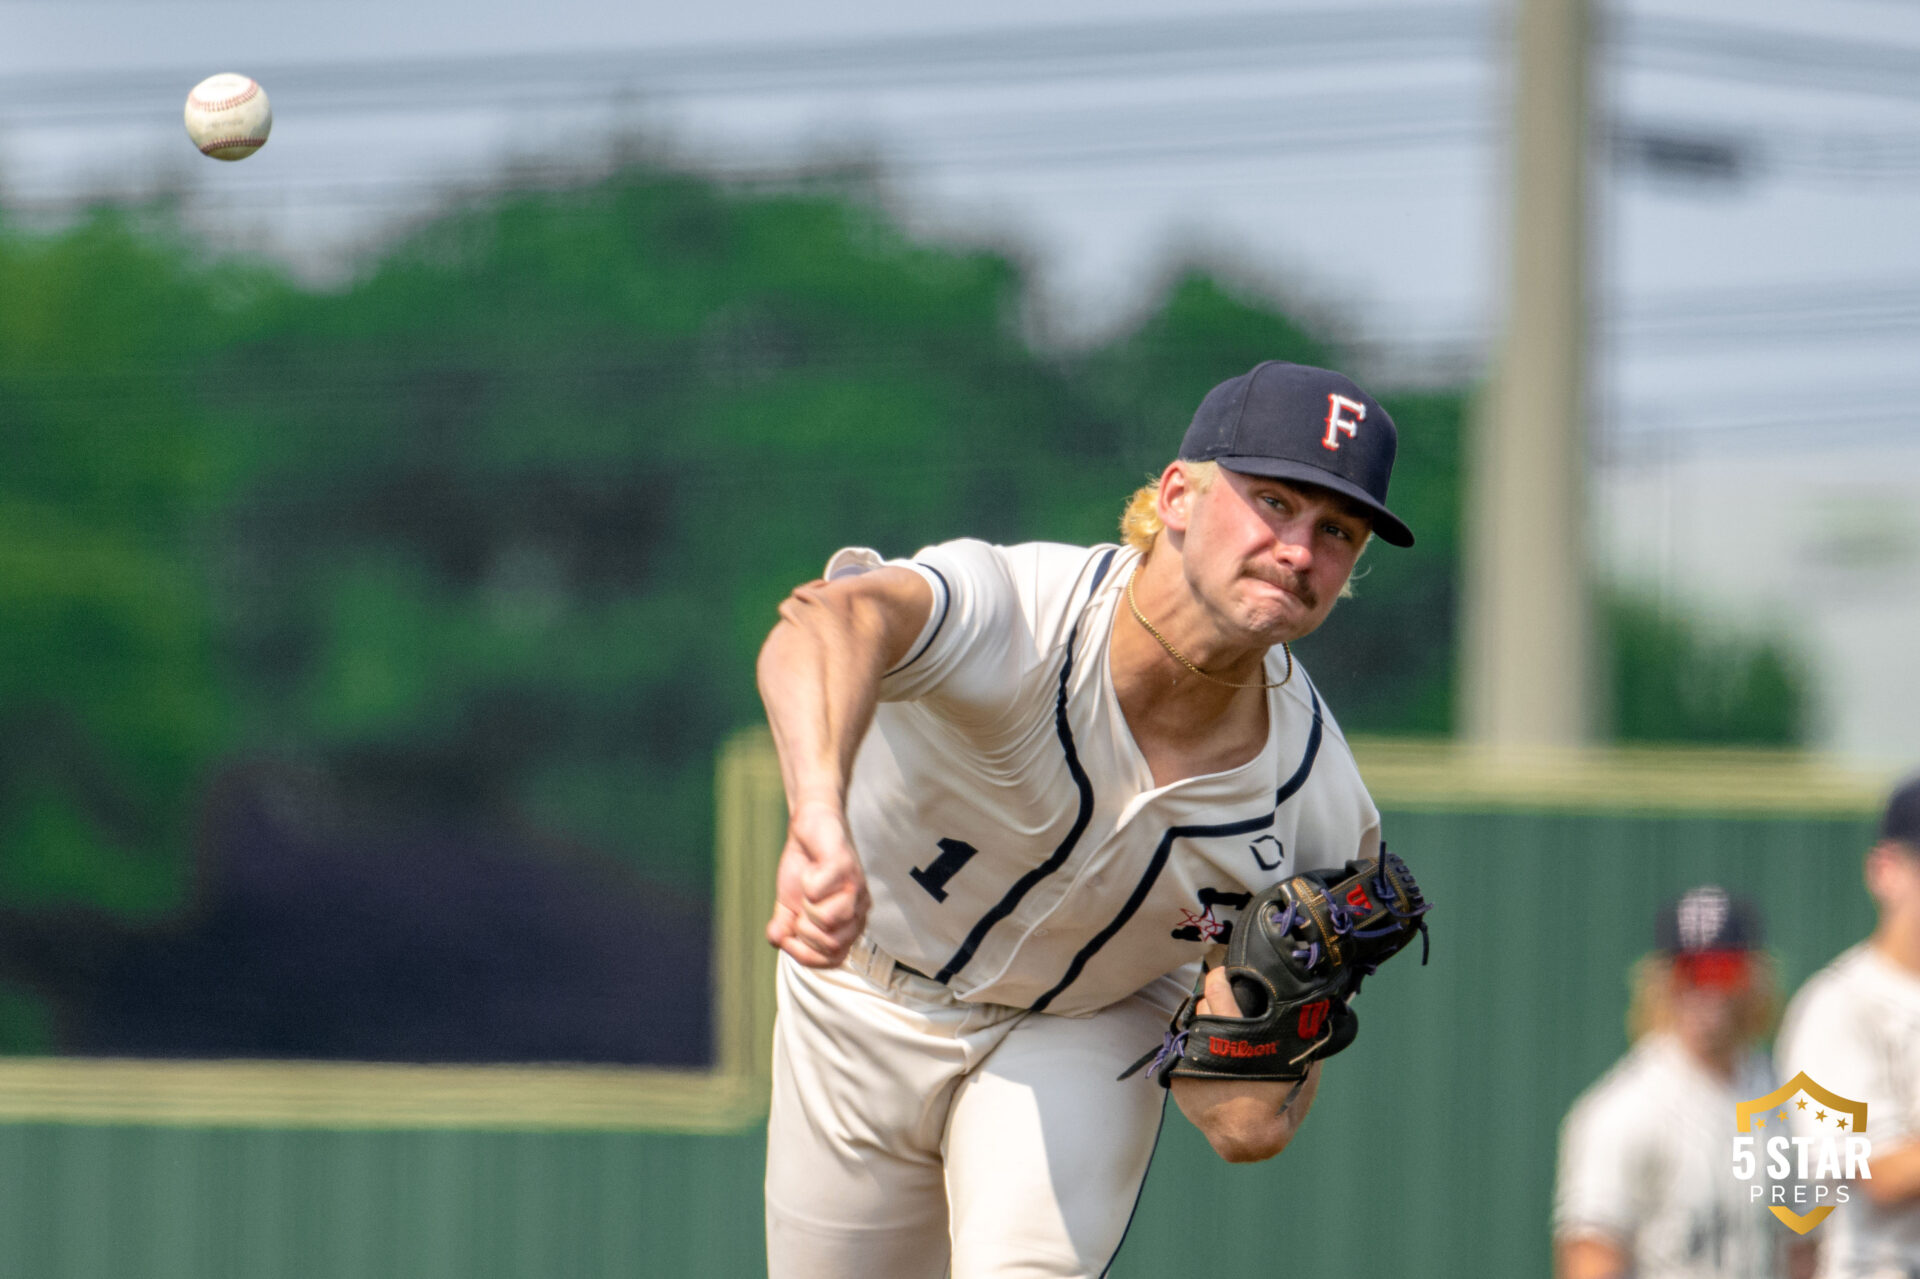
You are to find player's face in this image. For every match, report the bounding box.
[1177,468,1370,644]
[1868,842,1920,925]
[1675,986,1745,1053]
[1671,951,1756,1055]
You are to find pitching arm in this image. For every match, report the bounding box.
[756,567,932,967]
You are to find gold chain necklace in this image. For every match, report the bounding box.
[1125,568,1293,690]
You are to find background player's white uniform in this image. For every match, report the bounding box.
[1778,944,1920,1279]
[1555,1034,1781,1278]
[765,537,1382,1279]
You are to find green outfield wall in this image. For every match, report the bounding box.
[0,743,1889,1279]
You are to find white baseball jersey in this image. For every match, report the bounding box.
[833,537,1383,1017]
[1778,944,1920,1279]
[766,536,1381,1278]
[1555,1034,1782,1279]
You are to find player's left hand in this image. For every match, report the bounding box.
[1169,968,1322,1161]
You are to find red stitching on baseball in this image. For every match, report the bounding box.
[198,137,267,155]
[189,80,259,113]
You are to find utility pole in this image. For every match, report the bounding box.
[1461,0,1597,749]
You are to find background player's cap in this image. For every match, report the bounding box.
[1656,885,1761,989]
[1655,884,1761,954]
[1880,773,1920,851]
[1177,360,1414,547]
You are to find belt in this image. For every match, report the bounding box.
[848,935,939,986]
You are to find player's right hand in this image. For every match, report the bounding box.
[767,797,870,968]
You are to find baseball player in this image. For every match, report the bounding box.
[1776,773,1920,1279]
[756,361,1423,1278]
[1554,886,1786,1279]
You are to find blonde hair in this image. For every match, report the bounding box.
[1624,953,1780,1045]
[1118,461,1367,598]
[1120,462,1218,554]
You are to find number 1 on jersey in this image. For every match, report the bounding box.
[910,837,979,903]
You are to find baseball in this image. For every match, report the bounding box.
[183,74,272,162]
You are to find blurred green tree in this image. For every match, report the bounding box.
[0,166,1818,951]
[0,208,276,922]
[211,172,1124,895]
[1606,593,1809,745]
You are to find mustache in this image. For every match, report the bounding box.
[1250,569,1317,609]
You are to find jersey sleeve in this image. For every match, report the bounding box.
[824,538,1032,714]
[1554,1079,1651,1246]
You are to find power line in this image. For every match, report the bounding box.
[0,88,1500,215]
[1352,278,1920,361]
[4,5,1920,174]
[1604,403,1920,459]
[14,81,1920,212]
[6,275,1919,382]
[1617,13,1920,101]
[1624,279,1920,339]
[5,6,1920,131]
[0,8,1489,124]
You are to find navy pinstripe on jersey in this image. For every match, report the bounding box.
[842,537,1381,1016]
[1027,680,1324,1012]
[932,548,1117,985]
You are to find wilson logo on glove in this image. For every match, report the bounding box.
[1208,1038,1280,1058]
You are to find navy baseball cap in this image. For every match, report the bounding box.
[1655,885,1762,954]
[1881,773,1920,850]
[1178,360,1414,547]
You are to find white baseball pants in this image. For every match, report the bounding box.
[764,942,1180,1279]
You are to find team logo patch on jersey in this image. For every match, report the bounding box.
[1172,887,1252,943]
[1731,1072,1871,1235]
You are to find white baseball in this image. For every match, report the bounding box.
[184,74,272,162]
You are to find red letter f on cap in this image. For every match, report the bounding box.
[1323,394,1365,451]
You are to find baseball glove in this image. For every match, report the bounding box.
[1121,847,1430,1086]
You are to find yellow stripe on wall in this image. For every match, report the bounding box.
[1351,737,1896,815]
[0,732,786,1132]
[0,728,1894,1129]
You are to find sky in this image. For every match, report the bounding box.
[3,0,1918,757]
[7,0,1918,387]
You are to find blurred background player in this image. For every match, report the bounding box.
[1555,885,1785,1279]
[1777,773,1920,1279]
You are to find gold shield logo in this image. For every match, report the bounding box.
[1734,1071,1870,1235]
